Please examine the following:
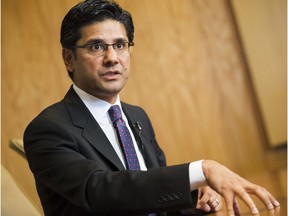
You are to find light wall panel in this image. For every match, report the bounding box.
[231,0,287,147]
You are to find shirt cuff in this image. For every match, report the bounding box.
[188,160,207,191]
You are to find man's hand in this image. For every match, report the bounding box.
[196,186,222,212]
[202,160,280,216]
[180,186,222,215]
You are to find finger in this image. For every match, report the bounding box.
[237,190,259,214]
[203,204,211,212]
[223,192,236,216]
[214,198,223,212]
[207,199,219,211]
[197,190,213,210]
[208,196,221,210]
[198,188,204,198]
[196,201,211,212]
[197,201,211,212]
[252,186,280,210]
[233,198,240,216]
[210,199,220,209]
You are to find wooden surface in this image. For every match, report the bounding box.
[2,0,286,214]
[231,0,287,147]
[209,200,285,216]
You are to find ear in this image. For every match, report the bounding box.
[62,48,75,72]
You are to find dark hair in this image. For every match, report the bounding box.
[60,0,134,80]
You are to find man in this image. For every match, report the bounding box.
[24,0,280,216]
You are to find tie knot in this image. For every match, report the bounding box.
[108,105,122,123]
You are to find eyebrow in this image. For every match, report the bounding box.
[84,38,128,45]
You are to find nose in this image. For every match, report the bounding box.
[103,46,119,66]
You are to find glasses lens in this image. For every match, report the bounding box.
[83,41,133,56]
[86,43,105,56]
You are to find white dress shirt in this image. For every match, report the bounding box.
[73,84,206,190]
[73,85,147,170]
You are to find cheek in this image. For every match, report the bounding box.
[77,57,101,73]
[125,69,130,79]
[122,56,131,71]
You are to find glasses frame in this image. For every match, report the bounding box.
[69,41,134,56]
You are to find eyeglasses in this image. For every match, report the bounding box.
[70,40,134,57]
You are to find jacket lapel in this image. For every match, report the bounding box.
[64,87,125,171]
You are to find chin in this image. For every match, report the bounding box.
[108,82,126,92]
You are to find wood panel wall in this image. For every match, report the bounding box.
[231,0,287,147]
[2,0,281,214]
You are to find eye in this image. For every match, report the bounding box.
[114,41,126,50]
[87,43,105,52]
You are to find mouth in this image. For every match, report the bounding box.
[101,70,121,80]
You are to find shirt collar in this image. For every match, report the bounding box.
[73,84,122,122]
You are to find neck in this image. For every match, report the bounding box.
[73,84,119,104]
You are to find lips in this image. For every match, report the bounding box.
[101,70,121,80]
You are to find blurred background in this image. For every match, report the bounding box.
[1,0,286,215]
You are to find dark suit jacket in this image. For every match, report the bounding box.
[24,86,198,216]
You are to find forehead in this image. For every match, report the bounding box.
[78,20,128,43]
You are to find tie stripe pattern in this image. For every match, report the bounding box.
[108,105,141,170]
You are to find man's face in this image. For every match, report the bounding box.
[64,20,131,103]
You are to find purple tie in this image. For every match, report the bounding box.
[108,105,141,170]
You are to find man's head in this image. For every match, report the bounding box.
[60,0,134,81]
[61,0,134,104]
